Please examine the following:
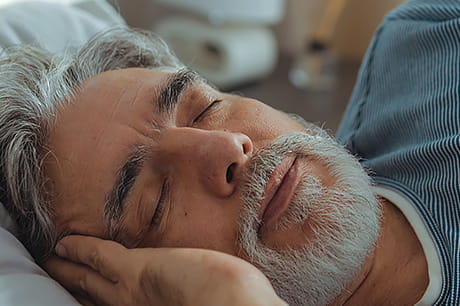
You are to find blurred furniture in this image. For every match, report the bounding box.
[289,0,347,90]
[153,0,285,89]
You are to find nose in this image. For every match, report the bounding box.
[160,128,253,197]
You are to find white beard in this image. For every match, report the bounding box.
[238,131,381,306]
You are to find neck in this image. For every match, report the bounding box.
[333,198,429,305]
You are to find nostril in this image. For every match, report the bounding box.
[226,163,236,183]
[241,137,253,155]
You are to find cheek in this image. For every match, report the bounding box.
[227,100,304,144]
[153,192,243,255]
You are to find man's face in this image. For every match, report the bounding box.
[45,68,380,305]
[45,67,310,251]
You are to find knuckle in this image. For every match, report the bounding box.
[89,249,105,270]
[79,273,88,292]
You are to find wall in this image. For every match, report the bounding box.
[111,0,405,61]
[331,0,405,60]
[277,0,405,60]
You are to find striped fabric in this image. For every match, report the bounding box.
[336,0,460,304]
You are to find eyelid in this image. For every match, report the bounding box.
[151,179,168,226]
[193,99,223,124]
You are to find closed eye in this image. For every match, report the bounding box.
[193,99,222,123]
[151,179,168,226]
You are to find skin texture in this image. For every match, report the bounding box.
[45,68,311,253]
[332,199,429,305]
[46,236,287,306]
[43,68,428,305]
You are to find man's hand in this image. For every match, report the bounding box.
[43,235,287,306]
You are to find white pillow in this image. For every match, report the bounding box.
[0,0,126,54]
[0,211,79,305]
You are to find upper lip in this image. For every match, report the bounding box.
[258,156,297,223]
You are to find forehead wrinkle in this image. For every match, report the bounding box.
[148,85,163,131]
[126,81,144,107]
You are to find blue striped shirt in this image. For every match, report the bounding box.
[336,0,460,304]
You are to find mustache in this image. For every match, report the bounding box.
[240,132,323,227]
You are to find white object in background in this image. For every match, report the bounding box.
[0,0,88,7]
[156,17,278,89]
[156,0,284,25]
[0,0,125,54]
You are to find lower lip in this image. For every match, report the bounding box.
[262,158,300,229]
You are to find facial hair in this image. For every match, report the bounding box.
[238,131,381,306]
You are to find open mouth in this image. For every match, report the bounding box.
[259,156,300,230]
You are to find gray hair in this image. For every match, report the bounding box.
[0,28,184,262]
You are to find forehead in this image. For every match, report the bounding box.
[78,68,167,104]
[44,68,171,233]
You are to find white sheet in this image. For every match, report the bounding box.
[0,220,79,305]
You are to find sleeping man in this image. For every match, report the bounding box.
[0,0,458,305]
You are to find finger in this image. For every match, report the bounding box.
[44,255,118,305]
[74,293,96,306]
[56,235,127,282]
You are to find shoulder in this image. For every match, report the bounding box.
[385,0,460,22]
[337,0,460,153]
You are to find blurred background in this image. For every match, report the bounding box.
[108,0,404,133]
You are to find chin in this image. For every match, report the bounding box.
[238,131,381,305]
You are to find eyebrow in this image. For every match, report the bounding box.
[157,69,202,115]
[104,146,147,240]
[103,70,203,240]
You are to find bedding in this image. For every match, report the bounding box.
[0,204,79,305]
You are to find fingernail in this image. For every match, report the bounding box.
[55,243,67,258]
